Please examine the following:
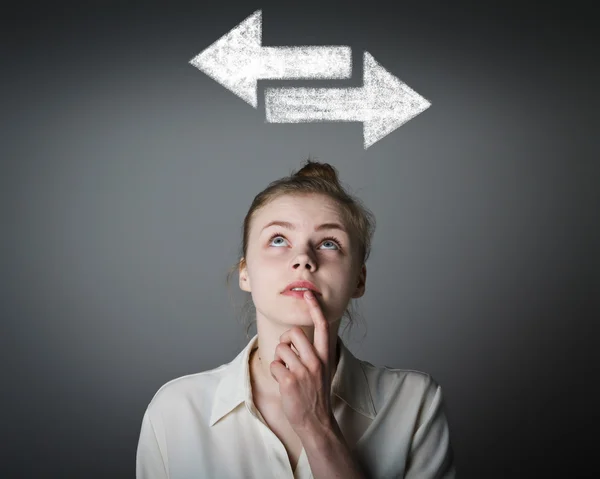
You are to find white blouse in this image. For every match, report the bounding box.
[136,334,455,478]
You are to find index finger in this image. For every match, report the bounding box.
[303,290,329,366]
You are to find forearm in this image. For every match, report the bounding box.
[299,418,367,479]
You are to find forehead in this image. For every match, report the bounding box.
[252,194,345,231]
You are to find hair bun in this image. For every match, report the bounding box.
[293,159,340,184]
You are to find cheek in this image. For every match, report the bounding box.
[322,272,355,302]
[247,265,279,295]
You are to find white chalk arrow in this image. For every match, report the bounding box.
[189,10,352,108]
[264,52,431,148]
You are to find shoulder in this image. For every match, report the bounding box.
[358,358,443,416]
[144,363,227,417]
[360,358,440,393]
[354,362,454,476]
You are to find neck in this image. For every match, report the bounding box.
[250,319,341,398]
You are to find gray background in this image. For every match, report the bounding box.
[2,1,598,478]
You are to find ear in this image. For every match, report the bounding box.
[238,258,251,292]
[351,264,367,299]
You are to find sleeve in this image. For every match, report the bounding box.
[136,409,169,479]
[404,380,456,479]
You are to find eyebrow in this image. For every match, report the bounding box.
[261,220,347,234]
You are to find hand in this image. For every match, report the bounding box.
[270,290,335,435]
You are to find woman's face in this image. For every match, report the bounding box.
[239,193,366,327]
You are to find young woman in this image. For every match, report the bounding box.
[136,160,455,478]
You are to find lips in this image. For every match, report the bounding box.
[282,280,321,295]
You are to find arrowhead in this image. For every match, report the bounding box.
[189,10,263,107]
[362,52,431,148]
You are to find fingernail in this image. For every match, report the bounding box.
[304,290,314,299]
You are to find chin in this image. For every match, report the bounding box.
[282,313,314,325]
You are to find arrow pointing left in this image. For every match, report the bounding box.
[189,10,352,108]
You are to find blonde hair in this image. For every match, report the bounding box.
[226,158,376,341]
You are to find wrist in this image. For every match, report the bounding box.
[298,415,342,449]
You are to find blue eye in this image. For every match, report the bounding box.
[267,232,342,251]
[321,240,338,250]
[270,235,287,247]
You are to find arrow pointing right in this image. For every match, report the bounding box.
[264,52,431,148]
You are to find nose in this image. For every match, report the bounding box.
[292,253,316,271]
